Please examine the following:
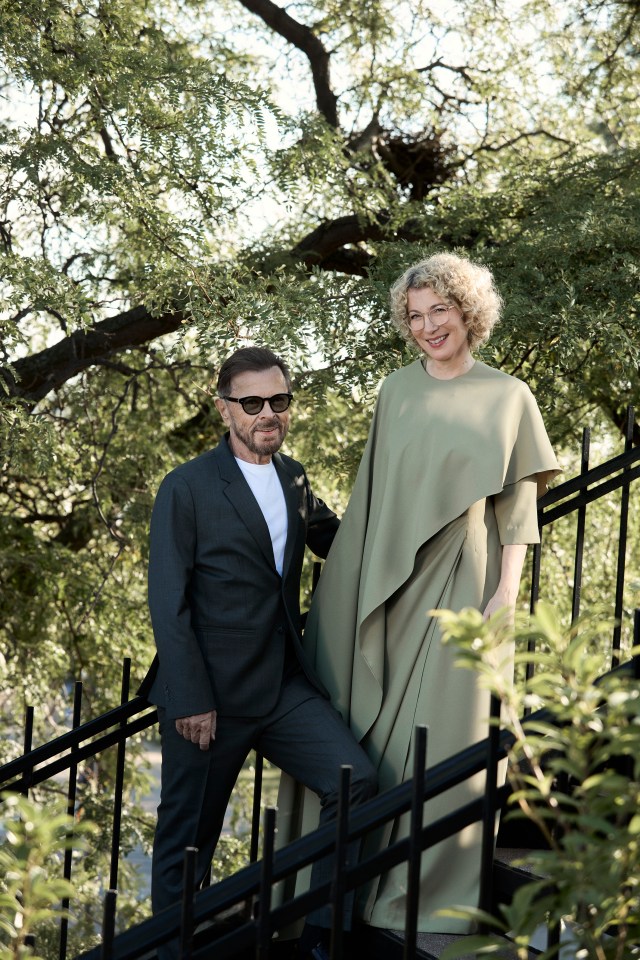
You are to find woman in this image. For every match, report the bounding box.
[280,252,560,935]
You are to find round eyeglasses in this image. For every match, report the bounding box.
[407,304,456,329]
[222,393,293,415]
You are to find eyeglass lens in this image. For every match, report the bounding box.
[233,393,292,414]
[408,305,451,327]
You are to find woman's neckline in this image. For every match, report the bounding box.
[420,356,478,381]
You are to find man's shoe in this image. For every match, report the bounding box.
[309,944,329,960]
[296,935,330,960]
[296,923,327,959]
[297,924,353,959]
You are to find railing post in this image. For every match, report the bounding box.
[526,542,542,696]
[21,706,34,798]
[547,907,561,952]
[404,725,428,960]
[109,658,130,893]
[612,406,635,668]
[250,751,264,865]
[633,609,640,682]
[529,540,541,616]
[100,889,117,960]
[240,749,265,920]
[571,427,590,624]
[179,846,198,960]
[329,765,352,960]
[478,695,501,924]
[255,807,276,960]
[59,680,83,960]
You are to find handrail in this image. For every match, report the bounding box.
[537,440,639,510]
[0,699,157,791]
[0,698,155,783]
[540,463,640,525]
[74,723,522,959]
[75,656,640,960]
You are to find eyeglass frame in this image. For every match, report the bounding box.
[407,303,459,329]
[222,393,294,415]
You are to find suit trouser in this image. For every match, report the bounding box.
[151,671,377,959]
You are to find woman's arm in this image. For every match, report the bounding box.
[482,542,528,621]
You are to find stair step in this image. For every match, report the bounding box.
[356,927,440,959]
[360,927,541,959]
[495,847,545,874]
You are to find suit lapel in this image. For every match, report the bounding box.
[274,452,302,581]
[214,436,276,571]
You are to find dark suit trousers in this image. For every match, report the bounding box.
[151,671,377,958]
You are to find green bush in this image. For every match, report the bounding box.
[433,602,640,960]
[0,793,97,960]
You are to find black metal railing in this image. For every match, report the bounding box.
[75,631,640,960]
[531,406,639,669]
[1,406,638,959]
[77,712,513,960]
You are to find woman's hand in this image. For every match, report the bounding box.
[482,586,518,622]
[482,543,528,622]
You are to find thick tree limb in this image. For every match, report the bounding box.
[2,306,184,403]
[2,213,422,404]
[292,214,387,265]
[293,212,423,266]
[236,0,338,127]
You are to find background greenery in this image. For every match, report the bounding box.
[1,0,639,948]
[435,603,640,960]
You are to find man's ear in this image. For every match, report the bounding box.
[214,396,230,424]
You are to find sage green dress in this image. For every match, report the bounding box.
[278,359,560,933]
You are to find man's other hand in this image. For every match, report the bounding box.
[175,710,217,750]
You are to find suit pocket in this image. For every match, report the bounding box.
[196,627,282,717]
[196,624,255,637]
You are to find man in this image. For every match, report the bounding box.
[141,346,377,960]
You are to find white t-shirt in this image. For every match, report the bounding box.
[234,458,288,575]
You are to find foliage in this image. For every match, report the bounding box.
[433,602,640,960]
[0,792,97,959]
[0,3,639,949]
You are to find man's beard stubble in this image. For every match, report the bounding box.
[238,417,287,456]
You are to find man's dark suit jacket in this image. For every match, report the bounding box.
[140,434,339,721]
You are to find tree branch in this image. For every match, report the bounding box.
[292,214,385,265]
[236,0,339,127]
[477,129,573,152]
[1,212,421,404]
[1,305,184,403]
[292,212,422,267]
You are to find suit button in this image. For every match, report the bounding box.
[275,625,284,634]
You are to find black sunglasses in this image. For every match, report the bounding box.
[222,393,293,415]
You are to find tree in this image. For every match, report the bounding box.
[1,0,639,728]
[2,0,639,401]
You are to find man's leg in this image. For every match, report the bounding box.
[151,709,254,959]
[258,674,378,948]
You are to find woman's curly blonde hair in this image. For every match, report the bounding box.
[390,252,502,350]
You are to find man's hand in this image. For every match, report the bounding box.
[175,710,217,750]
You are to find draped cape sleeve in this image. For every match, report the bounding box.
[302,359,560,741]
